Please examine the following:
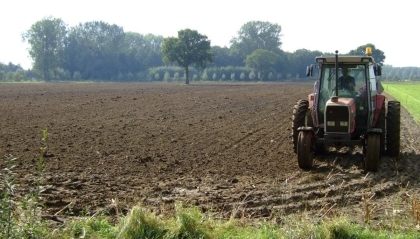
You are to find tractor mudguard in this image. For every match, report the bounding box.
[297,126,313,131]
[308,93,315,109]
[373,95,385,126]
[367,128,382,134]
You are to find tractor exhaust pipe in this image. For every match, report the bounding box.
[334,50,338,97]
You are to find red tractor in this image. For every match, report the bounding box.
[292,48,400,171]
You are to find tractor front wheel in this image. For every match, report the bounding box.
[297,130,313,170]
[365,133,380,172]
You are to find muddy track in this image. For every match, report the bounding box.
[1,82,419,224]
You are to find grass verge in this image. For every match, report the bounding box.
[382,82,420,124]
[53,203,420,238]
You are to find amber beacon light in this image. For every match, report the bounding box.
[366,47,372,56]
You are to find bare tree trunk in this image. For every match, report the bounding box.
[185,66,189,85]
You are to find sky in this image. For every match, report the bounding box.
[1,0,418,69]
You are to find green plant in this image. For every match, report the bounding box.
[0,152,48,238]
[411,195,420,225]
[117,206,167,239]
[16,129,49,238]
[34,128,47,206]
[0,155,18,238]
[0,129,49,238]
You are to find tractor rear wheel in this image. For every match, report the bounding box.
[365,133,380,172]
[292,99,309,153]
[386,101,400,157]
[297,131,313,170]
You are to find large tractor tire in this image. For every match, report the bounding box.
[297,131,313,170]
[376,102,386,155]
[386,101,401,157]
[365,133,380,172]
[292,99,309,153]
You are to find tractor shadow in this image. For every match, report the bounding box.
[313,145,365,171]
[311,146,419,186]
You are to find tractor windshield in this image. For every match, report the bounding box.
[319,64,366,97]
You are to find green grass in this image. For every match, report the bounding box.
[47,203,420,239]
[382,82,420,124]
[50,204,420,239]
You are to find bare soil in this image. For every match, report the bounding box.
[1,82,419,225]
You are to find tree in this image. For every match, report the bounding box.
[249,70,256,80]
[348,43,386,65]
[268,72,274,80]
[288,49,323,77]
[164,71,171,82]
[240,72,245,80]
[245,49,279,80]
[64,21,125,80]
[202,69,209,81]
[119,32,163,77]
[210,46,231,67]
[22,16,67,81]
[210,46,242,67]
[162,29,213,84]
[0,63,3,80]
[230,21,282,60]
[116,31,145,76]
[13,69,26,81]
[174,72,180,81]
[142,34,164,68]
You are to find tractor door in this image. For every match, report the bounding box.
[367,64,379,127]
[317,64,336,125]
[351,64,369,133]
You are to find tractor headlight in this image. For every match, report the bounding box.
[327,121,335,126]
[340,121,348,127]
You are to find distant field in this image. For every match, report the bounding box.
[382,82,420,123]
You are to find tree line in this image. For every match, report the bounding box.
[0,17,417,83]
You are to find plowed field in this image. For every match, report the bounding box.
[1,82,419,224]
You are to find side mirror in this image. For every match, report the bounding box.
[374,64,382,76]
[306,65,313,77]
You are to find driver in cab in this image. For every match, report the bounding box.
[338,67,355,91]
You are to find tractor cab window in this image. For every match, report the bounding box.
[319,64,367,99]
[340,65,367,98]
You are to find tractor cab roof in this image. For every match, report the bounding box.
[315,55,375,64]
